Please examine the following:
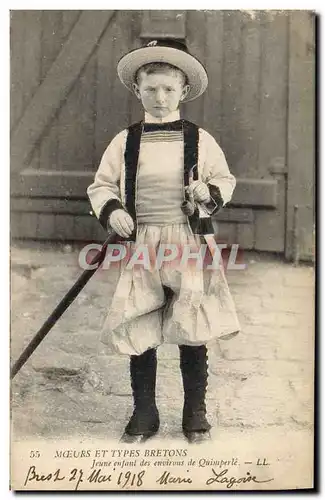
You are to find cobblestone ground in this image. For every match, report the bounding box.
[11,242,314,448]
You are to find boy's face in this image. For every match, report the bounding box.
[133,70,190,119]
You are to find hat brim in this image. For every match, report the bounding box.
[117,46,208,102]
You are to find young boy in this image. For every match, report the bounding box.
[87,39,240,444]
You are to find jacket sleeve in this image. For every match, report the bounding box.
[199,129,236,215]
[87,130,126,229]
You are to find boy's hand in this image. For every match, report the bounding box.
[109,209,134,238]
[189,181,211,203]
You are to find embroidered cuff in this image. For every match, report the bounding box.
[98,199,124,229]
[204,184,224,215]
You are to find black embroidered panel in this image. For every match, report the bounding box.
[182,120,199,186]
[143,120,183,132]
[124,122,142,220]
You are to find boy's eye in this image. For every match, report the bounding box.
[166,87,174,92]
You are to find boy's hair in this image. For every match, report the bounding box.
[135,62,189,86]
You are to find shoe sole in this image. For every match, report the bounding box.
[183,430,212,444]
[119,430,158,444]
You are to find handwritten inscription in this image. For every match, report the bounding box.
[24,466,65,486]
[206,468,274,489]
[24,464,274,490]
[156,470,193,485]
[23,466,147,490]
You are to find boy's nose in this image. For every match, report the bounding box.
[155,89,166,104]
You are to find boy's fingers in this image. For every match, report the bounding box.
[187,183,196,195]
[119,215,133,236]
[186,185,195,201]
[109,210,134,237]
[189,181,205,198]
[194,185,202,195]
[113,221,126,237]
[194,184,206,194]
[116,225,130,238]
[124,215,135,233]
[192,183,210,201]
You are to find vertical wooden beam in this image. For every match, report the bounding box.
[286,11,315,260]
[38,10,66,172]
[129,11,143,124]
[236,11,261,178]
[183,11,206,124]
[109,11,136,135]
[40,11,64,79]
[220,10,243,175]
[56,54,97,172]
[10,11,43,170]
[38,11,81,173]
[255,11,289,252]
[95,10,134,163]
[10,11,25,130]
[203,10,224,143]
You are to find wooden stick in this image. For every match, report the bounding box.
[11,232,118,380]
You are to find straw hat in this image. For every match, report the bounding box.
[117,39,208,102]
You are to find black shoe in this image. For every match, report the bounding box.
[119,430,158,444]
[120,411,159,443]
[183,430,212,444]
[122,348,160,439]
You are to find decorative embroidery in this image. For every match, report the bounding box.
[124,120,207,234]
[141,131,183,143]
[143,120,183,132]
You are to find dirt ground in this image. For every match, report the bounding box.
[10,241,314,447]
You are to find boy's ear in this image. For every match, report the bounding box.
[180,84,190,102]
[132,83,141,100]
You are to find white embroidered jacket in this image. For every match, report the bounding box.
[87,111,236,232]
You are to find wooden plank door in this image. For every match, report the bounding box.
[10,10,125,242]
[10,10,315,258]
[182,11,288,252]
